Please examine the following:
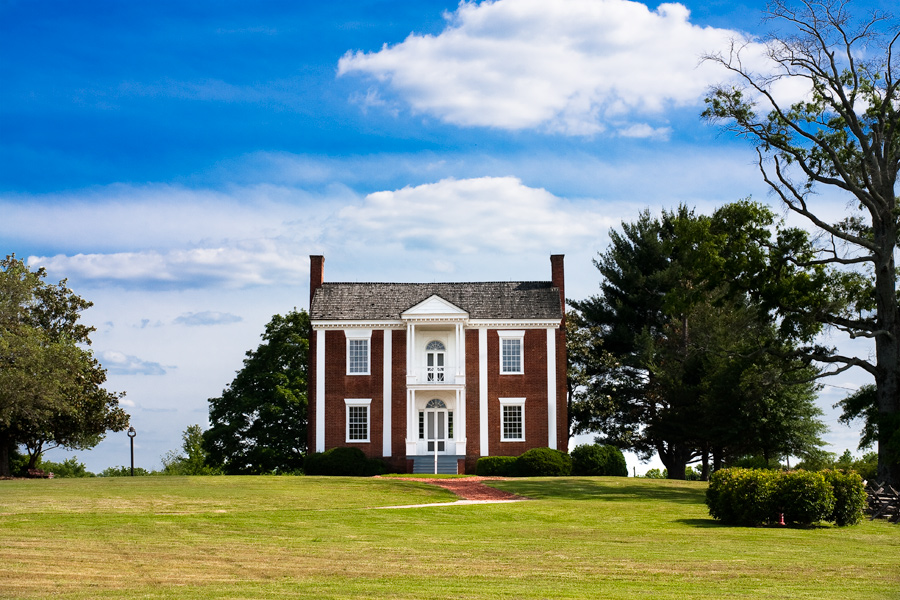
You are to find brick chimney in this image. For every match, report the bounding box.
[309,255,324,308]
[550,254,565,316]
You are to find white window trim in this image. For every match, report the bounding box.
[345,329,372,375]
[345,398,372,443]
[500,397,526,442]
[499,330,525,375]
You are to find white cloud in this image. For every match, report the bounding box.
[337,176,612,254]
[338,0,764,135]
[97,350,167,376]
[173,311,243,326]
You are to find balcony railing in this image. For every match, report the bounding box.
[410,366,459,384]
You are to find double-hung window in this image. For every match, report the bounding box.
[500,398,525,442]
[345,399,371,442]
[499,330,525,374]
[346,330,372,375]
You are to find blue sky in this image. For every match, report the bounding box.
[2,0,886,473]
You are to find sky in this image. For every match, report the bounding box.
[2,0,890,474]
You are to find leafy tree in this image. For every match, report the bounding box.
[703,0,900,486]
[161,424,221,475]
[0,255,129,477]
[204,310,309,474]
[571,204,827,479]
[37,456,93,478]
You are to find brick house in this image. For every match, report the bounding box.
[307,255,567,474]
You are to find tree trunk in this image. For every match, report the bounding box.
[0,432,11,478]
[658,441,693,480]
[701,447,710,481]
[873,216,900,488]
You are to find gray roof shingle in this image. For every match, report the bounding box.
[311,281,562,321]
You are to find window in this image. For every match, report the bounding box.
[425,340,446,382]
[345,399,371,442]
[499,331,525,374]
[345,330,372,375]
[500,398,525,442]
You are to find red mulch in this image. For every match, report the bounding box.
[391,476,525,501]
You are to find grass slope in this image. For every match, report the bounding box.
[1,476,897,599]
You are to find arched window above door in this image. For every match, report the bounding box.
[425,398,447,409]
[426,340,445,351]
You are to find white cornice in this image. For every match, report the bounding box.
[312,320,405,330]
[467,319,561,329]
[312,318,561,330]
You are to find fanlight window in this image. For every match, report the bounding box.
[426,341,446,382]
[425,399,447,409]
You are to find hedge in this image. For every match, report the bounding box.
[570,444,628,476]
[475,456,518,476]
[303,447,386,476]
[706,467,865,526]
[475,448,572,477]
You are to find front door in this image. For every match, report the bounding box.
[418,398,453,455]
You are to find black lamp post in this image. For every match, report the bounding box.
[127,426,136,476]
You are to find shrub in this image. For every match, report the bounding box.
[570,444,628,476]
[771,470,835,526]
[98,466,153,477]
[706,468,776,526]
[303,447,385,476]
[38,457,93,478]
[475,456,518,476]
[643,468,666,479]
[822,470,867,526]
[684,466,701,481]
[514,447,571,477]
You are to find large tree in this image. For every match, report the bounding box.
[0,255,129,477]
[571,204,827,479]
[703,0,900,485]
[204,310,309,474]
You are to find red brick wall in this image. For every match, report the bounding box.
[464,329,481,472]
[390,331,408,465]
[322,330,384,459]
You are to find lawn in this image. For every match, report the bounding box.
[1,476,897,599]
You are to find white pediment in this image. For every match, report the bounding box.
[402,295,468,319]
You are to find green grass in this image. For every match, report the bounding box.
[1,476,897,599]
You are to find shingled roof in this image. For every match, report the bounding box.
[310,281,562,321]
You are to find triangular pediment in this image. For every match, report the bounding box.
[402,294,468,318]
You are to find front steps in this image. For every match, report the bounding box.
[411,455,460,475]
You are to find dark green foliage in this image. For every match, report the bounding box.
[514,448,572,477]
[822,470,867,526]
[98,466,153,477]
[205,310,309,475]
[707,468,864,527]
[37,457,93,478]
[0,255,129,477]
[303,447,385,476]
[570,444,627,476]
[771,470,835,526]
[475,456,518,476]
[706,468,775,526]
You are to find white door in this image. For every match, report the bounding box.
[426,341,445,382]
[417,398,453,455]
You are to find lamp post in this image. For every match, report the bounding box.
[127,427,136,476]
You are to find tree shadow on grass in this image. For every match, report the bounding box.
[490,477,707,506]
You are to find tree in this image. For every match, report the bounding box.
[161,424,221,475]
[0,255,129,477]
[204,310,309,474]
[571,204,827,479]
[703,0,900,486]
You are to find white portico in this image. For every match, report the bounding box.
[402,295,468,462]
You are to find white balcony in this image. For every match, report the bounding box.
[409,366,462,385]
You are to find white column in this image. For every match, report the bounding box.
[546,328,557,450]
[382,329,392,457]
[315,329,326,452]
[479,328,489,456]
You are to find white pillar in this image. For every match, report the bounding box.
[546,328,557,450]
[315,329,326,452]
[479,328,489,456]
[382,329,392,457]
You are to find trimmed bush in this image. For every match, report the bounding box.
[475,456,518,476]
[822,470,867,526]
[771,470,835,526]
[706,468,775,526]
[514,447,572,477]
[304,447,385,476]
[707,467,863,527]
[570,444,628,477]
